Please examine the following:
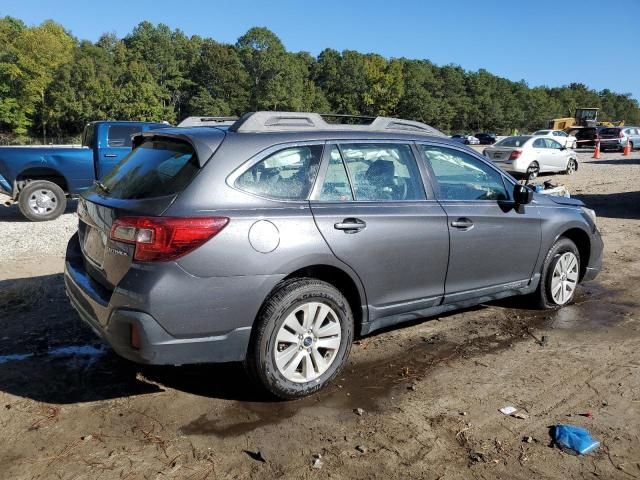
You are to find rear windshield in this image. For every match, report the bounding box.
[100,139,199,199]
[495,136,531,147]
[600,128,621,135]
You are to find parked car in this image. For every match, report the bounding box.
[451,134,480,145]
[532,129,578,149]
[64,112,602,399]
[475,132,497,145]
[567,127,601,149]
[484,135,578,178]
[0,121,169,221]
[598,126,640,151]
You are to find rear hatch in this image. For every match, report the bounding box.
[78,132,223,292]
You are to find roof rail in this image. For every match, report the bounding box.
[229,111,445,136]
[178,116,238,127]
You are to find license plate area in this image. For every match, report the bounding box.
[83,225,107,268]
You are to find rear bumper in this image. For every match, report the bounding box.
[63,233,275,365]
[599,140,623,150]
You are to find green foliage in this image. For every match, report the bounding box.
[0,17,638,138]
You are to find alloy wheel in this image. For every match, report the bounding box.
[274,301,342,383]
[551,252,579,305]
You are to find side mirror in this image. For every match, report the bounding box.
[513,183,533,205]
[560,146,566,151]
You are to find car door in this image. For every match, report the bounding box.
[309,142,450,321]
[97,124,143,179]
[543,138,566,171]
[418,144,541,302]
[531,137,551,169]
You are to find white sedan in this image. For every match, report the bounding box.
[532,129,578,149]
[483,135,578,178]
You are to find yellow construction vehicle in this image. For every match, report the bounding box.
[548,108,624,131]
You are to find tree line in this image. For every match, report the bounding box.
[1,17,639,143]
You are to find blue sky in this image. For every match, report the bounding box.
[3,0,639,101]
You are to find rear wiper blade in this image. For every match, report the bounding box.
[93,180,110,194]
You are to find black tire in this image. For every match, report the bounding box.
[245,278,354,399]
[18,180,67,222]
[531,237,580,309]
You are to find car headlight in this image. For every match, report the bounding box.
[581,207,597,226]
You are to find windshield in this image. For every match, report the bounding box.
[600,128,621,135]
[495,136,531,147]
[99,138,199,200]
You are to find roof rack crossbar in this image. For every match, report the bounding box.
[229,111,445,136]
[177,116,238,127]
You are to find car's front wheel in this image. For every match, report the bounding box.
[565,158,577,174]
[533,237,580,309]
[246,278,354,399]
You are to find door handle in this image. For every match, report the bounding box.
[104,154,117,158]
[451,218,474,230]
[334,218,366,233]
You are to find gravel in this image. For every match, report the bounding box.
[0,201,78,261]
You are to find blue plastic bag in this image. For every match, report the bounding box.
[553,424,600,455]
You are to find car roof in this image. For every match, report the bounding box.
[133,124,470,166]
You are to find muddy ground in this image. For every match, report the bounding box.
[0,149,639,479]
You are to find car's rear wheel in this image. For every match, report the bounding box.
[532,237,580,309]
[565,158,577,175]
[246,278,354,399]
[18,180,67,222]
[526,161,539,179]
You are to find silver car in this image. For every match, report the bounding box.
[64,112,602,398]
[484,135,578,178]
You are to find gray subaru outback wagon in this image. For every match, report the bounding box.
[65,112,603,398]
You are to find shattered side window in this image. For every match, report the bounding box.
[236,145,323,200]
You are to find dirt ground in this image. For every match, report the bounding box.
[1,149,639,480]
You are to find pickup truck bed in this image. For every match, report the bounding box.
[0,121,168,221]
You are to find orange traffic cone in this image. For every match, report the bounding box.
[623,137,631,156]
[592,140,601,159]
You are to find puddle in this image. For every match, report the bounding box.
[0,344,105,366]
[181,281,636,438]
[0,353,33,364]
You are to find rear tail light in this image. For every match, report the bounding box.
[110,216,229,262]
[508,150,522,161]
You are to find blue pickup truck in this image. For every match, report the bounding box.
[0,121,168,221]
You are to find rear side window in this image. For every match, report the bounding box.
[338,143,425,201]
[235,145,323,200]
[421,145,508,201]
[82,124,95,148]
[100,139,199,199]
[533,138,546,148]
[107,125,142,147]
